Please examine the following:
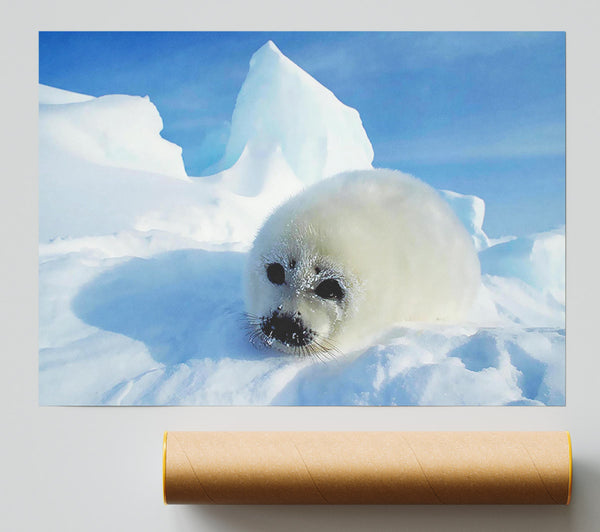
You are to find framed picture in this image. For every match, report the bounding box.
[38,31,565,406]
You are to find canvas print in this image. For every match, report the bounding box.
[39,32,565,405]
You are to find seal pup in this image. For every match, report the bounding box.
[244,168,481,356]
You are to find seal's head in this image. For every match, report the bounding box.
[245,237,356,357]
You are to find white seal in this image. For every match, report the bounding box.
[244,168,481,356]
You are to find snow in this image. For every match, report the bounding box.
[39,84,95,104]
[479,227,565,305]
[206,41,374,185]
[440,190,490,251]
[38,42,564,406]
[39,86,187,179]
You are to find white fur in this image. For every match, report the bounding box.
[245,169,481,355]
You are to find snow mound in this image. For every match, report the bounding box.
[38,89,304,244]
[440,190,490,251]
[39,92,187,179]
[480,227,565,304]
[39,138,303,244]
[208,41,374,185]
[136,143,304,244]
[273,326,565,406]
[39,83,95,104]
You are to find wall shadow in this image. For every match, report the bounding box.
[179,503,573,532]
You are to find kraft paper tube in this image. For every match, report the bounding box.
[163,431,572,505]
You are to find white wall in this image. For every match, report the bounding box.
[2,2,599,531]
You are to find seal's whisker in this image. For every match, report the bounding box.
[313,350,328,364]
[247,324,268,347]
[320,335,343,355]
[243,319,263,327]
[241,312,264,324]
[312,341,334,363]
[313,336,344,360]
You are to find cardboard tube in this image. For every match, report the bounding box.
[163,431,572,505]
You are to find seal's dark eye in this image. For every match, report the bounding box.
[315,279,344,301]
[266,263,285,285]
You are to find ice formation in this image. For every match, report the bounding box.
[38,42,565,406]
[479,227,565,305]
[39,85,187,179]
[440,190,490,251]
[207,41,374,185]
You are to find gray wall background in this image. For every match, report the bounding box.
[3,1,599,530]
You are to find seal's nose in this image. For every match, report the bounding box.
[261,312,312,347]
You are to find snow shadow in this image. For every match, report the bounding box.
[72,249,258,364]
[447,330,500,372]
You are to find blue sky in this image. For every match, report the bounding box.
[39,32,565,238]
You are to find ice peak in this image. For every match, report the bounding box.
[210,41,373,185]
[247,40,310,88]
[250,40,285,66]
